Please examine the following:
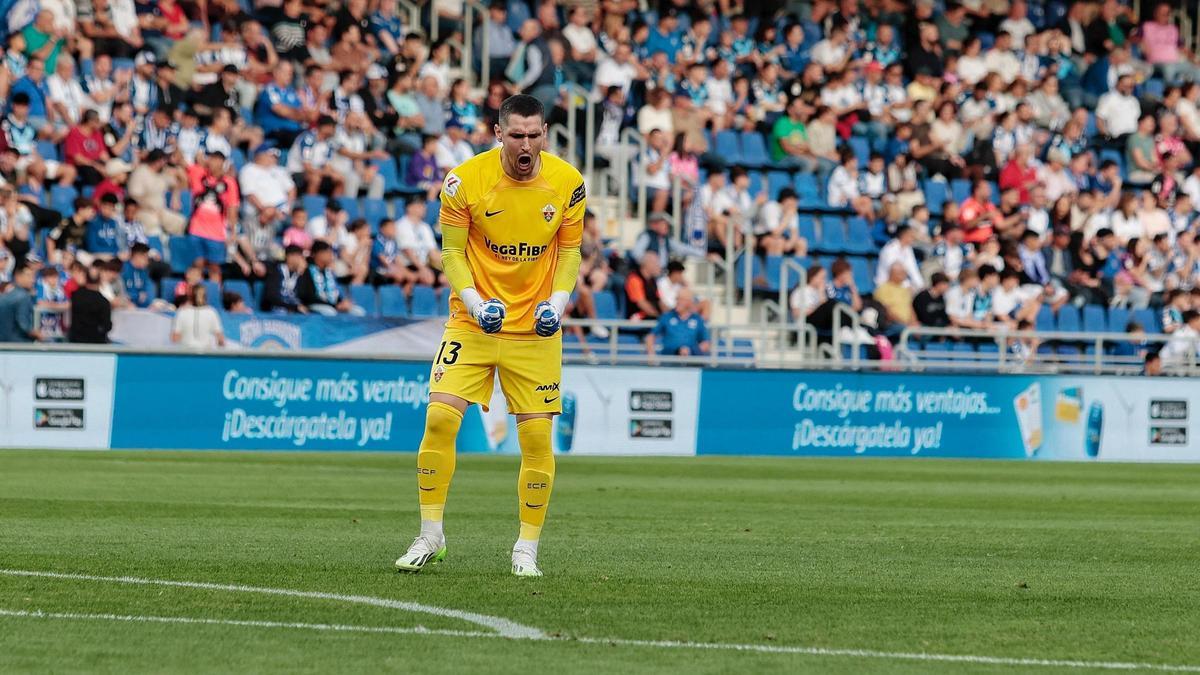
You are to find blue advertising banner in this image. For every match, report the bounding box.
[109,354,491,451]
[697,370,1038,458]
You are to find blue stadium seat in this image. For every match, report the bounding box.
[301,195,327,217]
[231,147,247,171]
[847,137,870,168]
[735,252,765,290]
[1035,305,1056,332]
[223,280,254,307]
[843,217,876,254]
[594,290,619,319]
[362,198,389,230]
[36,140,60,161]
[201,281,222,309]
[350,284,379,316]
[168,236,196,274]
[424,199,441,225]
[794,174,821,209]
[923,181,947,216]
[147,237,165,260]
[950,178,972,204]
[745,171,765,199]
[436,286,450,315]
[740,131,771,169]
[1082,305,1107,333]
[50,185,78,217]
[1142,78,1165,100]
[766,171,791,200]
[410,285,438,317]
[1057,306,1082,333]
[178,189,192,219]
[714,131,744,166]
[376,158,403,194]
[796,214,818,242]
[850,257,874,293]
[1132,308,1160,333]
[378,285,407,317]
[1107,306,1131,333]
[336,196,360,221]
[817,216,848,252]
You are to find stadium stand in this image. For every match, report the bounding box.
[0,0,1197,374]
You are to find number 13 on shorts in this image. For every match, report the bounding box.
[428,327,563,414]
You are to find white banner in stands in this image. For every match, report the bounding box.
[0,352,116,450]
[482,366,702,456]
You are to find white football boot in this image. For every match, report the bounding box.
[394,535,447,572]
[511,545,543,577]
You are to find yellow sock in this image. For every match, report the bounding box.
[516,417,555,541]
[417,402,462,522]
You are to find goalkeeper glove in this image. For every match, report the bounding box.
[534,291,570,337]
[461,288,505,334]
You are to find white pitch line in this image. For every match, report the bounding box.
[0,569,544,640]
[3,569,1199,673]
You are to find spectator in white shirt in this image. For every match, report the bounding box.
[593,42,640,96]
[638,128,673,213]
[46,56,92,126]
[875,225,925,290]
[999,0,1036,45]
[172,284,226,349]
[826,149,874,219]
[810,24,852,70]
[434,120,475,170]
[239,145,295,231]
[1096,75,1141,140]
[1160,310,1200,365]
[636,89,674,137]
[984,32,1022,84]
[395,199,444,287]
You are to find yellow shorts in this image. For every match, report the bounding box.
[428,327,563,414]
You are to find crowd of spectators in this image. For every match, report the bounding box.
[0,0,1196,364]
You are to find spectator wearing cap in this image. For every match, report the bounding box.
[129,51,159,116]
[127,148,185,236]
[297,240,365,316]
[193,64,243,123]
[632,212,706,264]
[436,120,475,170]
[288,114,343,197]
[362,64,399,135]
[239,144,294,232]
[93,157,132,206]
[187,150,240,280]
[135,107,179,159]
[332,111,387,199]
[256,61,306,148]
[262,244,308,313]
[64,108,110,186]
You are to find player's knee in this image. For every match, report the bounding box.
[424,401,465,439]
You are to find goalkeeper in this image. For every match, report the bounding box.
[395,95,585,578]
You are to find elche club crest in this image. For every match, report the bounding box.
[542,204,557,222]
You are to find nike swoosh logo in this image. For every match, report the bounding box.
[418,486,435,491]
[524,503,543,509]
[485,209,504,217]
[544,395,559,404]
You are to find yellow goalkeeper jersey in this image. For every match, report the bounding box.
[439,147,586,337]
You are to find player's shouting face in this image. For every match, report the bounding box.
[495,95,547,181]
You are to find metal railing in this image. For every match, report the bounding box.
[563,317,816,369]
[760,257,810,356]
[618,127,648,232]
[896,326,1199,376]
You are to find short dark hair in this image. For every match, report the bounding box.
[311,240,333,255]
[930,272,950,286]
[99,193,120,205]
[498,94,544,128]
[130,243,151,256]
[666,260,686,274]
[1000,269,1020,282]
[284,244,304,257]
[978,265,999,280]
[1184,310,1200,324]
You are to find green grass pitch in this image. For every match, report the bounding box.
[1,449,1198,674]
